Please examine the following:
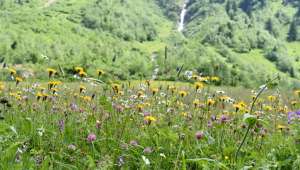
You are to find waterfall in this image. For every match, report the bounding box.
[178,0,189,32]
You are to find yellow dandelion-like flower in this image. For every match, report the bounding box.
[294,90,300,96]
[83,96,92,102]
[118,91,124,96]
[180,112,188,117]
[51,88,59,94]
[211,76,220,82]
[112,83,121,93]
[137,90,144,98]
[179,90,187,97]
[168,85,176,94]
[199,76,210,82]
[263,105,272,112]
[207,98,215,106]
[0,82,5,91]
[267,95,277,102]
[291,100,298,106]
[219,95,230,102]
[79,85,86,93]
[9,68,16,76]
[136,104,144,112]
[78,70,87,77]
[193,99,201,107]
[15,77,23,85]
[47,68,57,78]
[48,81,62,89]
[192,75,199,80]
[194,82,204,90]
[144,116,157,122]
[151,88,159,95]
[74,66,84,73]
[97,69,105,77]
[277,124,288,130]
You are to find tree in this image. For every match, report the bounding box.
[288,21,298,41]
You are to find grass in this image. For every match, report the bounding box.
[0,69,300,169]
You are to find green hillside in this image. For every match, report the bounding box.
[1,0,300,87]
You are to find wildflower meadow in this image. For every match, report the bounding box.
[0,67,300,169]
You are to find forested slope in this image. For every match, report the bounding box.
[1,0,300,87]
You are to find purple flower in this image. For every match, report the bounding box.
[195,131,204,140]
[58,119,65,132]
[129,140,138,147]
[220,115,229,124]
[288,111,300,124]
[70,103,78,111]
[207,121,213,128]
[87,133,96,143]
[211,115,216,121]
[143,147,153,154]
[143,112,151,117]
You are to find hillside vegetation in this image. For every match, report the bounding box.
[1,0,300,87]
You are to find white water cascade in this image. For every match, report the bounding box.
[178,0,189,32]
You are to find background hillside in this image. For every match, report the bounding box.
[1,0,300,87]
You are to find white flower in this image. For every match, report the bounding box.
[142,155,150,165]
[159,153,166,158]
[37,127,45,137]
[216,90,225,94]
[184,71,193,79]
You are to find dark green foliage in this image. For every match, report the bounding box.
[0,0,300,87]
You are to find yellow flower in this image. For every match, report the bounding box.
[277,124,287,130]
[294,90,300,96]
[291,100,298,106]
[48,81,62,89]
[97,69,105,76]
[263,105,272,112]
[137,90,144,98]
[151,88,159,95]
[118,91,124,96]
[79,85,86,93]
[51,88,59,94]
[168,85,176,94]
[15,77,23,85]
[179,90,187,97]
[199,76,210,82]
[193,99,201,107]
[0,82,5,91]
[136,104,144,112]
[180,112,188,117]
[47,68,57,77]
[82,96,92,102]
[219,95,230,102]
[74,67,84,73]
[207,99,215,106]
[192,75,199,80]
[78,70,87,77]
[144,116,157,122]
[36,92,44,101]
[233,101,247,112]
[9,68,16,75]
[194,82,204,90]
[112,83,121,93]
[267,95,277,102]
[211,76,220,82]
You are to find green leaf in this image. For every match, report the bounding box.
[186,158,229,169]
